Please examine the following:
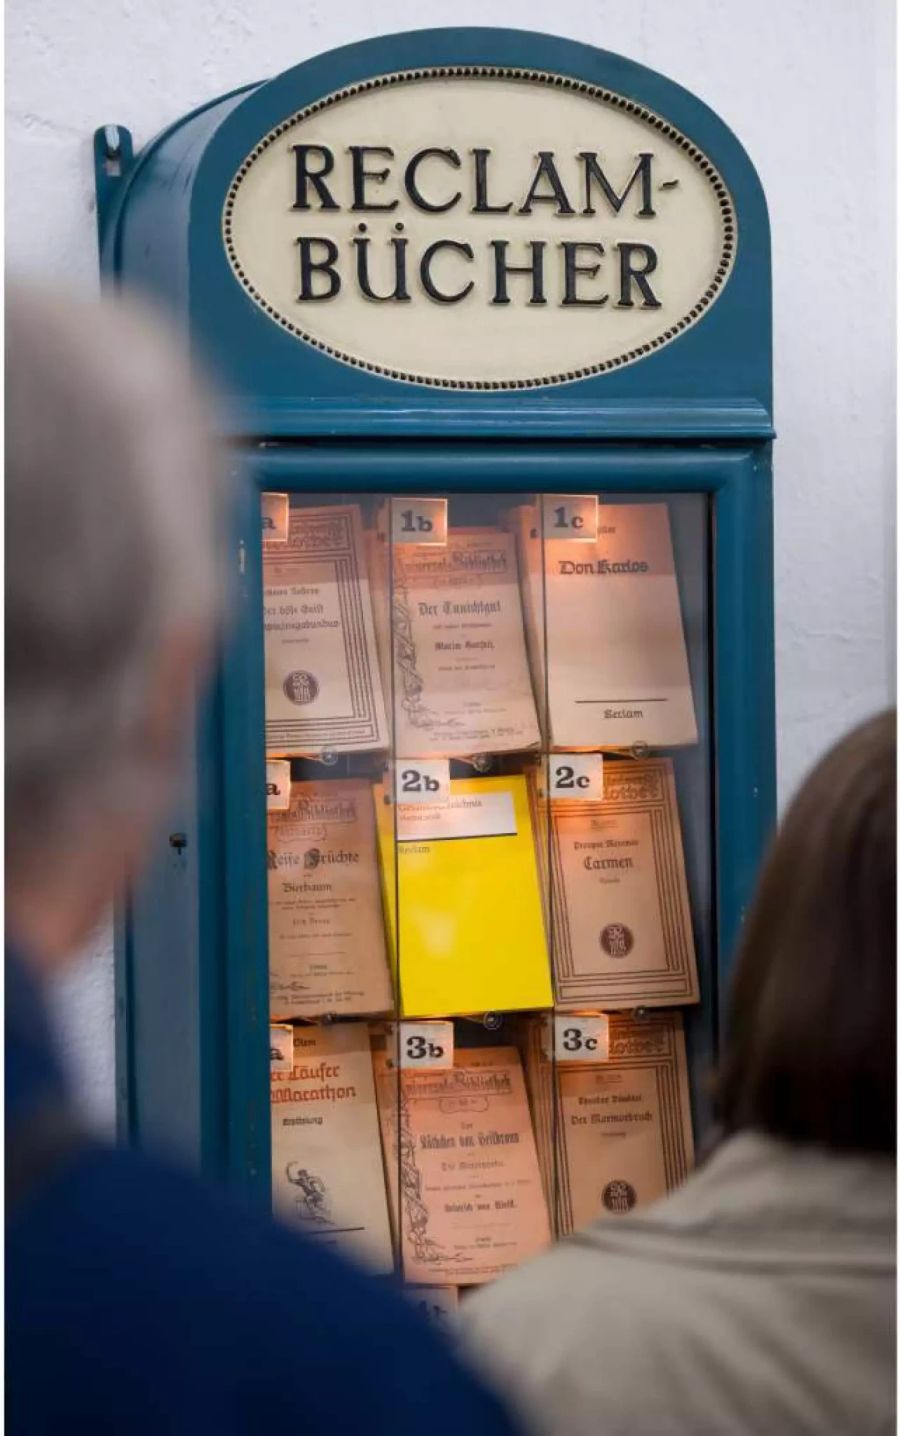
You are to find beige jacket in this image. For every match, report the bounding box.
[460,1133,895,1436]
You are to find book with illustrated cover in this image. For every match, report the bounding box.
[374,1046,551,1285]
[526,1012,694,1235]
[268,779,394,1019]
[540,757,699,1009]
[271,1023,394,1274]
[391,529,540,758]
[374,775,552,1017]
[263,503,388,756]
[511,502,697,749]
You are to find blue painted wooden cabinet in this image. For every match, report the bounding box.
[97,29,774,1263]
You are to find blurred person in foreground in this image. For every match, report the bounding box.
[5,285,520,1436]
[461,712,897,1436]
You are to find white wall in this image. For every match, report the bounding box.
[7,0,896,1128]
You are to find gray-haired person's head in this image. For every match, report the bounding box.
[6,284,227,950]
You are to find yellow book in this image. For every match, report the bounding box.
[374,776,552,1018]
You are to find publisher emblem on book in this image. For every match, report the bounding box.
[600,923,634,958]
[283,670,319,705]
[602,1179,637,1213]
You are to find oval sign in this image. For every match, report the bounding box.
[223,67,736,390]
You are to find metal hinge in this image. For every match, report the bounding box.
[93,124,135,272]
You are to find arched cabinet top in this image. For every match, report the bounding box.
[97,28,771,440]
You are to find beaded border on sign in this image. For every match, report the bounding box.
[221,65,738,391]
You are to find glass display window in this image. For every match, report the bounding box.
[260,480,714,1294]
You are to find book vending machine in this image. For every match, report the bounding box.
[97,29,774,1303]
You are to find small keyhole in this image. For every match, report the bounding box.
[169,832,188,852]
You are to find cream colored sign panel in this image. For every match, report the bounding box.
[224,68,736,389]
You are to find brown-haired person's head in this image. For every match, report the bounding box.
[718,711,896,1156]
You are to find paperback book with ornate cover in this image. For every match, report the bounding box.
[526,1012,694,1234]
[540,757,699,1009]
[263,503,388,756]
[374,1046,551,1285]
[268,779,393,1019]
[391,528,540,758]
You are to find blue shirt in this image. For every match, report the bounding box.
[6,950,521,1435]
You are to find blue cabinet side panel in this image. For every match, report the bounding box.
[122,727,203,1164]
[713,445,777,999]
[218,468,272,1198]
